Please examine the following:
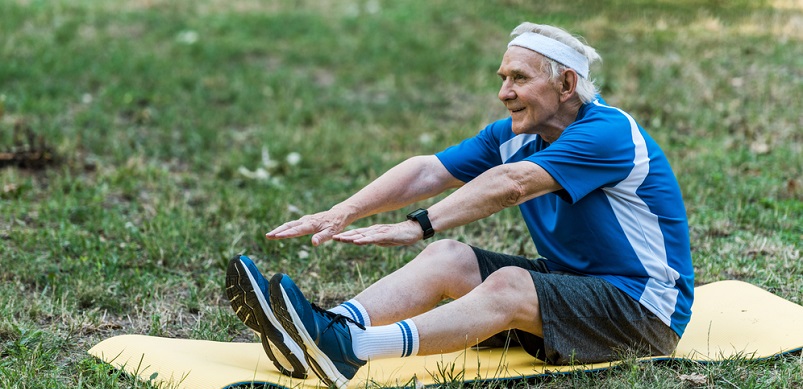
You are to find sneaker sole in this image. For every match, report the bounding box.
[269,275,350,389]
[225,258,308,378]
[225,259,261,333]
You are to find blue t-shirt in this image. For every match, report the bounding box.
[435,98,694,337]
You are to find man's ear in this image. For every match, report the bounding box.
[559,69,578,102]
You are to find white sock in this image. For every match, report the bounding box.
[328,299,371,326]
[351,319,419,361]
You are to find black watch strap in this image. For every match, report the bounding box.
[406,208,435,240]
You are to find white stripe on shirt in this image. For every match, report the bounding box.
[499,133,539,163]
[594,100,680,326]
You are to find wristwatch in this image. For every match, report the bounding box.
[406,208,435,240]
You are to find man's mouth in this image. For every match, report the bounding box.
[510,107,525,113]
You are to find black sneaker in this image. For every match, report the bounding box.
[225,255,308,378]
[269,273,366,388]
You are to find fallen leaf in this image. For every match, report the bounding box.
[749,140,770,154]
[679,372,707,385]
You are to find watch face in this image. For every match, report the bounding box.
[408,209,427,219]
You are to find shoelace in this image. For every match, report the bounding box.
[312,303,366,332]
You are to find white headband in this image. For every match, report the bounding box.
[508,32,589,79]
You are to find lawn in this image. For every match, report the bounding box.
[1,0,801,387]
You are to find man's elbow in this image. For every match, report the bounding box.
[406,155,463,191]
[499,166,529,208]
[498,163,555,207]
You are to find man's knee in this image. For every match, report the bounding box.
[482,266,534,296]
[480,267,541,332]
[422,239,471,254]
[412,239,481,295]
[417,239,476,268]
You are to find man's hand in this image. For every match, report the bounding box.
[333,220,423,247]
[265,210,351,246]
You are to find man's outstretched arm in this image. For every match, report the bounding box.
[266,155,463,246]
[333,161,561,246]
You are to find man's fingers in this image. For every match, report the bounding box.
[333,227,374,241]
[266,221,303,239]
[311,227,338,246]
[266,210,352,243]
[333,229,363,240]
[266,219,323,239]
[333,225,404,246]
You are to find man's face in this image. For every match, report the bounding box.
[497,46,562,135]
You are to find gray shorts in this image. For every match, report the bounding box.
[472,246,679,365]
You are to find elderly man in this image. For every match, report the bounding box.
[226,22,694,388]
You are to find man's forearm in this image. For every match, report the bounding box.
[331,155,463,224]
[426,161,560,233]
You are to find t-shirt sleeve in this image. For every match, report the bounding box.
[435,119,508,182]
[526,118,636,204]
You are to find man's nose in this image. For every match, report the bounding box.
[498,79,515,101]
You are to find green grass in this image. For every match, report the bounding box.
[1,0,801,387]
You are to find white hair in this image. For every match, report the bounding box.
[510,22,602,103]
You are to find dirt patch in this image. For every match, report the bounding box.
[0,121,58,170]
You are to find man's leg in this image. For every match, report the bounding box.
[413,265,541,354]
[350,239,485,326]
[269,261,543,387]
[333,239,542,354]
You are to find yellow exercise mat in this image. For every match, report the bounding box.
[88,280,803,389]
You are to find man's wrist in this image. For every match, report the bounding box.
[331,203,360,223]
[406,208,435,239]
